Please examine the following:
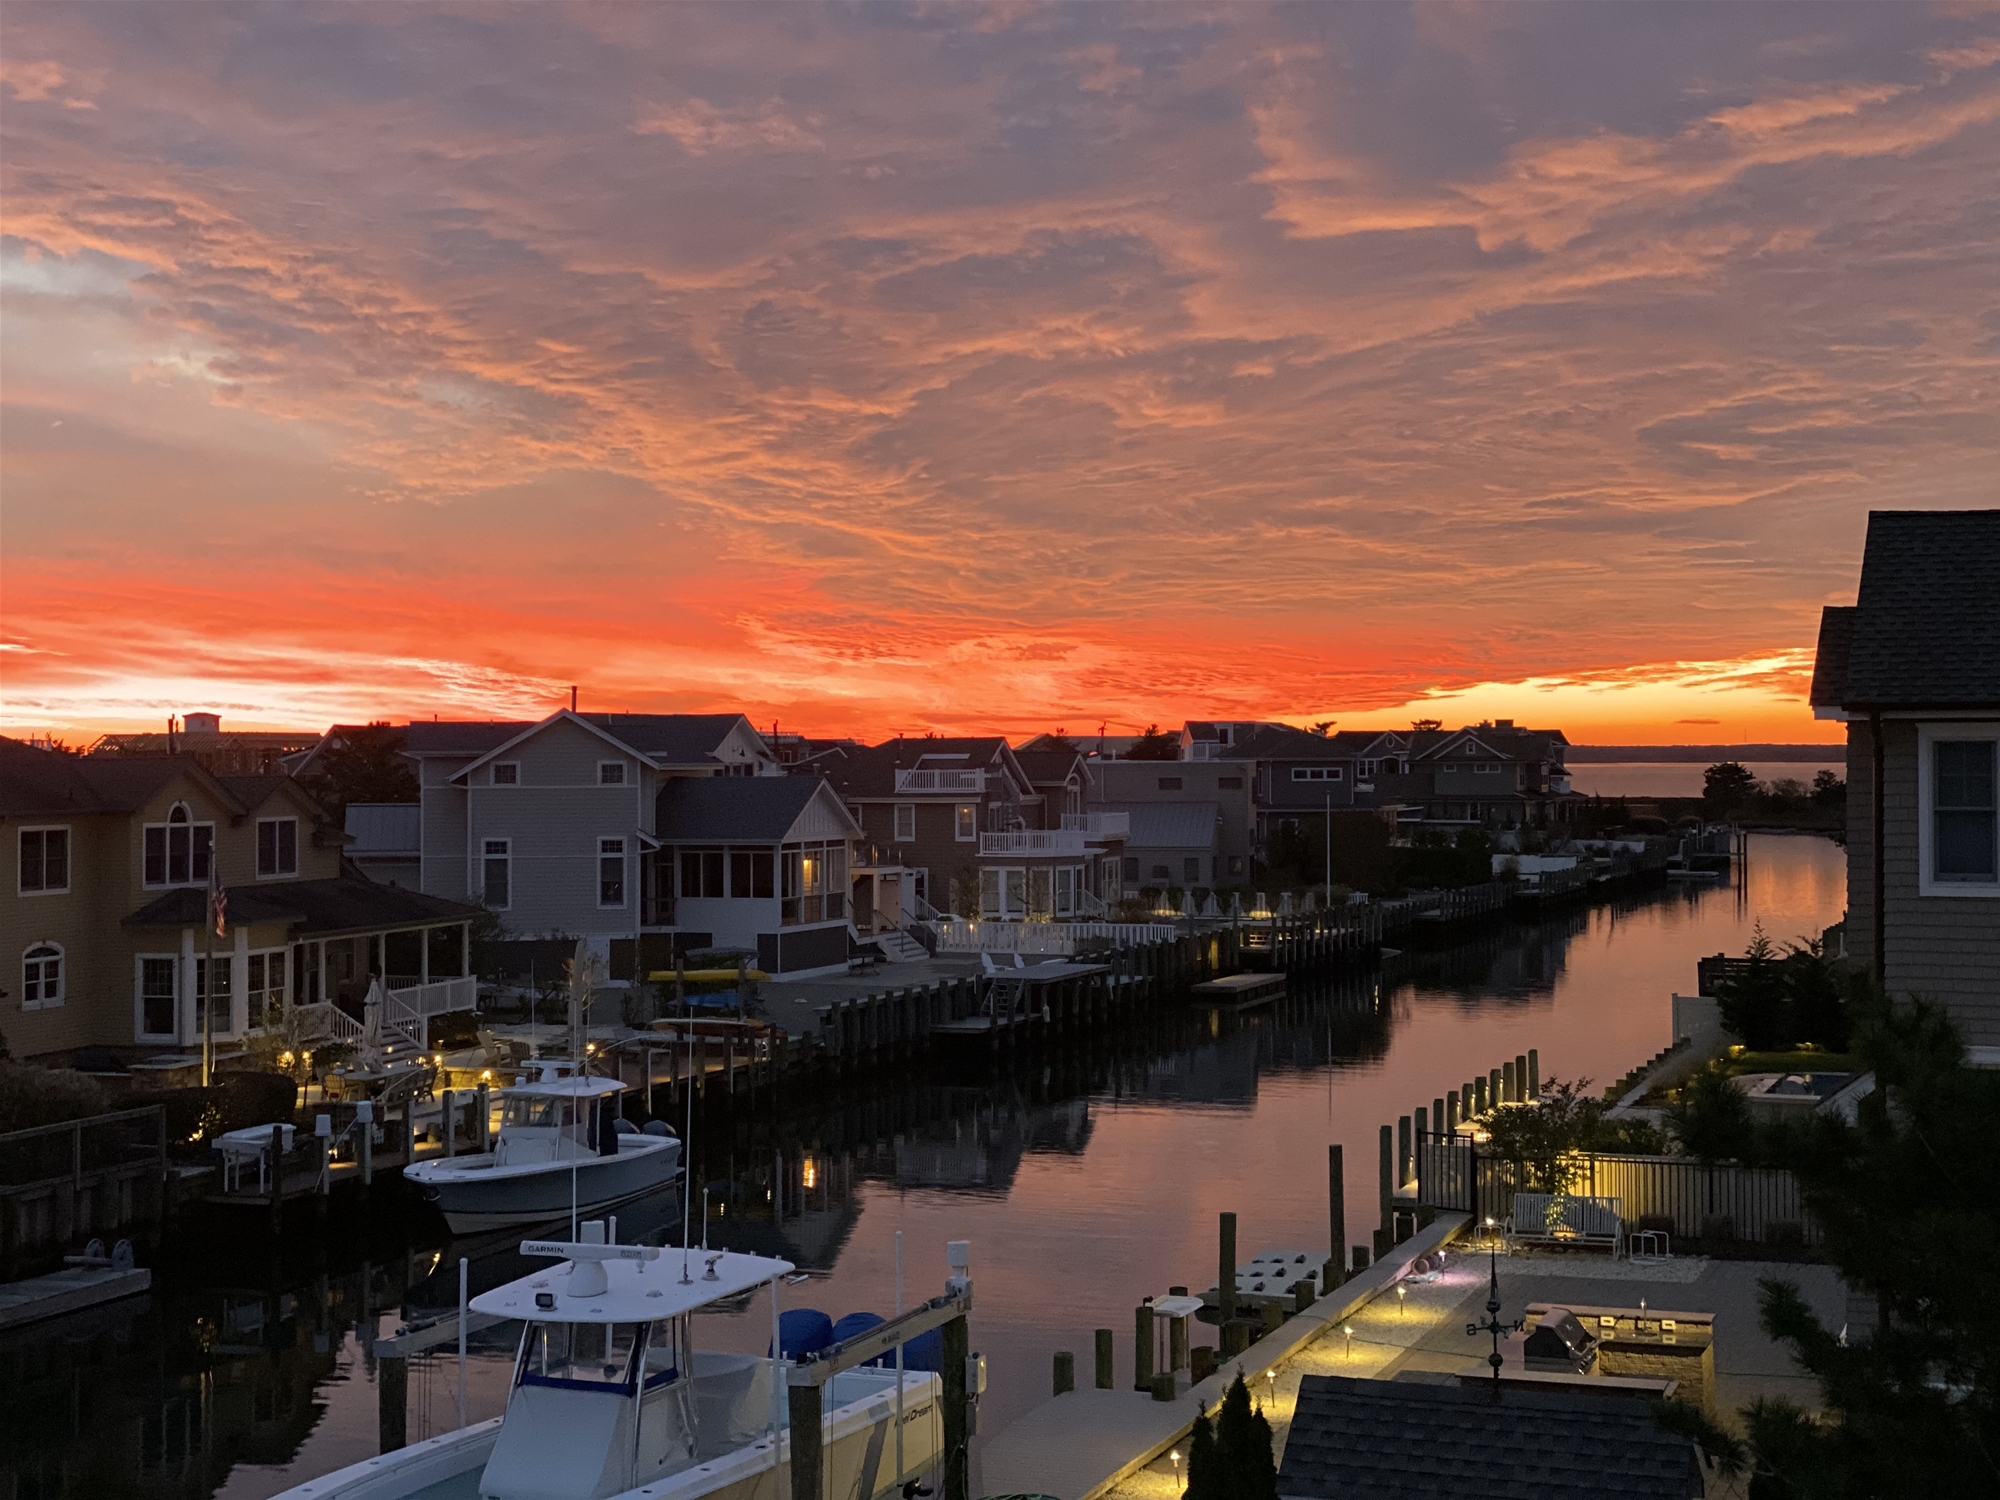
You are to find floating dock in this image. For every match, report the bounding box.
[0,1262,151,1331]
[1190,973,1286,1010]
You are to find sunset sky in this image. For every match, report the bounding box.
[4,3,1996,745]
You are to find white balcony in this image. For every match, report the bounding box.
[894,767,986,794]
[979,829,1087,857]
[1060,812,1130,840]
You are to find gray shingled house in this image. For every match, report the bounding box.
[1811,509,2000,1052]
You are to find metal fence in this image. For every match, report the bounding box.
[1415,1133,1820,1247]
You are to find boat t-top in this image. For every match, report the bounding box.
[405,1067,681,1234]
[269,1226,965,1500]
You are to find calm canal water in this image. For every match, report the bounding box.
[1,835,1846,1500]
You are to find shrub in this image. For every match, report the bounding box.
[0,1063,108,1134]
[1667,1063,1755,1163]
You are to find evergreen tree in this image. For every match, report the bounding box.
[1184,1404,1224,1500]
[1125,724,1183,761]
[1703,761,1759,815]
[301,722,418,821]
[1745,993,2000,1496]
[1666,1062,1755,1163]
[1717,925,1792,1049]
[1211,1373,1277,1500]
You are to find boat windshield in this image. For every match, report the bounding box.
[503,1097,566,1129]
[516,1316,687,1395]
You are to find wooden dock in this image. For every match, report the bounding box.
[1190,973,1285,1010]
[981,1215,1469,1500]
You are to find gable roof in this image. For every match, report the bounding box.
[401,721,538,758]
[1808,605,1855,710]
[814,737,1031,799]
[1277,1375,1702,1500]
[1013,748,1091,787]
[1,739,235,819]
[430,710,765,783]
[655,775,858,844]
[1826,510,2000,708]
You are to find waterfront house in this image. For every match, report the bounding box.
[89,713,321,777]
[1091,759,1254,882]
[345,803,421,888]
[403,710,776,947]
[2,737,478,1066]
[648,774,864,974]
[1810,509,2000,1050]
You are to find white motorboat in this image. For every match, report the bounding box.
[268,1228,949,1500]
[405,1071,680,1235]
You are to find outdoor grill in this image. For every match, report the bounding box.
[1522,1307,1599,1374]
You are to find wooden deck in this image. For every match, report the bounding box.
[1189,973,1285,1010]
[0,1263,151,1331]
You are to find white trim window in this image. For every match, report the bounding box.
[598,761,627,787]
[144,803,214,888]
[137,955,178,1039]
[894,804,916,842]
[257,816,299,878]
[1920,727,1998,895]
[492,762,520,785]
[246,950,288,1030]
[19,826,70,895]
[22,942,64,1009]
[955,804,978,842]
[599,837,627,908]
[1474,762,1504,775]
[1292,766,1343,782]
[482,838,512,909]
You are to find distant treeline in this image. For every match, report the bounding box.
[1568,743,1845,763]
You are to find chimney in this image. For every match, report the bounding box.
[570,686,578,713]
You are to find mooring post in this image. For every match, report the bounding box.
[1327,1145,1345,1278]
[1488,1066,1502,1108]
[1053,1350,1075,1395]
[441,1090,456,1158]
[1133,1302,1154,1391]
[1094,1328,1114,1388]
[1377,1125,1393,1232]
[1527,1049,1540,1096]
[1351,1244,1370,1276]
[1501,1060,1515,1105]
[1446,1090,1460,1133]
[788,1383,823,1500]
[1515,1054,1529,1100]
[1397,1115,1412,1189]
[477,1084,491,1151]
[942,1313,970,1500]
[379,1350,408,1452]
[358,1101,374,1187]
[1431,1097,1445,1142]
[267,1124,285,1238]
[1218,1212,1238,1322]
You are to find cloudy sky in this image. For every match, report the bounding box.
[4,2,1996,743]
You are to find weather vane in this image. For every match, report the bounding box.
[1464,1233,1522,1397]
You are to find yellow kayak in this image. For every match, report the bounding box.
[646,968,771,983]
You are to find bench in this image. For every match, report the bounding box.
[847,950,883,974]
[1507,1193,1624,1256]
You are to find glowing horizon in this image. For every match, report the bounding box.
[5,5,1994,748]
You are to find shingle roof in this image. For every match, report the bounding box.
[1834,510,2000,707]
[655,776,844,843]
[583,713,752,764]
[216,773,309,812]
[1808,605,1855,708]
[0,739,206,818]
[123,874,480,935]
[1095,802,1221,850]
[1277,1375,1703,1500]
[402,721,536,757]
[1013,749,1087,785]
[814,738,1020,798]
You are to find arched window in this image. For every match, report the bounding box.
[145,801,214,887]
[23,943,63,1009]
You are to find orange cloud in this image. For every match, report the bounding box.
[2,4,1993,745]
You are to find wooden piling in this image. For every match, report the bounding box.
[1502,1060,1515,1105]
[1133,1304,1154,1391]
[1397,1115,1411,1189]
[942,1313,970,1500]
[1053,1351,1075,1396]
[441,1090,455,1158]
[788,1384,823,1500]
[1327,1145,1344,1275]
[1377,1125,1392,1231]
[1218,1212,1238,1322]
[1446,1091,1459,1133]
[1515,1054,1529,1100]
[1095,1329,1114,1389]
[379,1351,408,1452]
[1527,1048,1539,1096]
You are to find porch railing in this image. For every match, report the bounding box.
[1059,812,1130,839]
[387,974,477,1019]
[979,829,1087,856]
[924,920,1177,955]
[894,768,985,793]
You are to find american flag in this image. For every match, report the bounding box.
[209,868,227,937]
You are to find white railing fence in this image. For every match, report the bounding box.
[923,920,1177,955]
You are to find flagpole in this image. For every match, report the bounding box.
[203,887,216,1088]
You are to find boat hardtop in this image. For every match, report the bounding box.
[472,1242,795,1318]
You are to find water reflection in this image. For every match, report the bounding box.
[0,835,1846,1496]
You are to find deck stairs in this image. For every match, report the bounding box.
[874,928,931,963]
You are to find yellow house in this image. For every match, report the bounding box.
[3,738,480,1066]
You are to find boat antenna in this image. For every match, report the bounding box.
[680,1012,695,1284]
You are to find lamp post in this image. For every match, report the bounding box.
[1169,1450,1181,1494]
[1396,1283,1407,1318]
[1343,1324,1354,1361]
